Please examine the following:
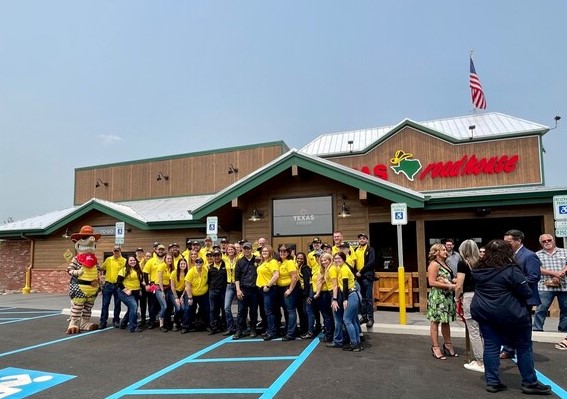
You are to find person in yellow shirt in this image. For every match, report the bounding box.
[314,252,335,344]
[116,255,144,332]
[331,251,362,351]
[256,245,279,341]
[223,244,239,336]
[182,257,209,333]
[169,243,183,266]
[100,245,126,329]
[143,244,166,329]
[332,231,356,256]
[199,236,214,259]
[277,245,300,340]
[156,254,175,332]
[170,257,189,332]
[307,237,322,271]
[135,247,149,328]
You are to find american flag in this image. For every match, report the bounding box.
[469,57,487,109]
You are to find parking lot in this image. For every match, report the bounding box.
[1,297,567,398]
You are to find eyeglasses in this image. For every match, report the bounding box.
[541,239,553,244]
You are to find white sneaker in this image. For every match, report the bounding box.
[464,361,485,373]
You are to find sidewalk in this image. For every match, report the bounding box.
[1,293,564,343]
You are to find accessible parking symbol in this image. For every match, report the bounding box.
[0,367,75,399]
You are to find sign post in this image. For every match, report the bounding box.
[391,203,408,325]
[115,222,125,246]
[553,195,567,247]
[206,216,218,243]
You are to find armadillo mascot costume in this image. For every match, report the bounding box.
[66,225,102,334]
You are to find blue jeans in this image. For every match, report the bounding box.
[117,289,139,332]
[100,282,121,326]
[303,290,316,334]
[224,284,237,333]
[263,286,277,338]
[344,291,361,345]
[359,277,374,320]
[534,291,567,332]
[479,322,537,386]
[332,294,345,346]
[283,285,300,337]
[317,291,334,341]
[155,289,168,320]
[182,293,210,329]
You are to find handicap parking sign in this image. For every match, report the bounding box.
[0,367,75,398]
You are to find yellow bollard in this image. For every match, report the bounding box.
[22,265,32,294]
[398,265,406,324]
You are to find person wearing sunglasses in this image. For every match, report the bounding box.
[534,234,567,334]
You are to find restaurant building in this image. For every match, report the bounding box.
[1,112,565,311]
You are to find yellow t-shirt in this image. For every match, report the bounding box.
[256,259,279,287]
[143,257,164,283]
[184,266,209,296]
[313,267,332,293]
[170,270,187,292]
[355,245,366,272]
[102,256,126,283]
[118,267,141,290]
[327,264,341,290]
[225,256,238,284]
[157,263,173,286]
[340,264,356,291]
[277,259,297,287]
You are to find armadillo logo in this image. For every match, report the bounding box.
[389,150,422,181]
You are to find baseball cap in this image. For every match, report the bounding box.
[157,244,166,250]
[192,240,200,246]
[135,247,144,252]
[338,242,349,248]
[220,238,228,243]
[312,237,321,243]
[242,242,253,249]
[113,245,121,251]
[321,243,331,249]
[212,250,222,256]
[205,236,212,241]
[195,258,204,264]
[358,233,368,239]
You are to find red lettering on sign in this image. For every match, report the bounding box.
[417,154,519,180]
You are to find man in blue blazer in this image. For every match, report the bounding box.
[500,229,542,359]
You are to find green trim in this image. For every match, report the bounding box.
[190,150,425,218]
[75,141,289,171]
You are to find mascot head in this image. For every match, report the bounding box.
[70,225,101,268]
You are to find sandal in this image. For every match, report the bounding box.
[443,343,459,357]
[555,340,567,350]
[431,346,447,360]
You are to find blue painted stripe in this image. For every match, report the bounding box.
[0,313,60,325]
[259,337,320,399]
[188,356,297,363]
[105,337,232,399]
[130,388,266,395]
[536,370,567,398]
[0,328,105,358]
[0,310,61,314]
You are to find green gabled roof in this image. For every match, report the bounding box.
[189,149,426,219]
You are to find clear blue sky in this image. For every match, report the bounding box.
[1,1,565,222]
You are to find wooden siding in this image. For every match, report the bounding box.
[75,145,284,204]
[329,128,542,191]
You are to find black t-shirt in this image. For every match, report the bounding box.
[457,259,475,293]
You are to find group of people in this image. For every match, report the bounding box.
[96,231,377,353]
[426,231,567,395]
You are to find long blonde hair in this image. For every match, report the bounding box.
[459,239,480,269]
[320,252,333,280]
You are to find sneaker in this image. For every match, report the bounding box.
[366,319,374,328]
[222,330,235,336]
[359,317,368,325]
[281,335,295,341]
[249,331,258,338]
[342,344,353,351]
[232,332,243,340]
[463,361,485,373]
[180,328,188,334]
[113,322,121,328]
[263,335,273,341]
[486,383,507,393]
[159,326,168,332]
[352,344,363,352]
[300,332,315,339]
[325,342,343,348]
[521,382,551,395]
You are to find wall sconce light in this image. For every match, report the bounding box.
[157,172,169,181]
[249,209,264,222]
[228,164,239,174]
[95,178,108,188]
[339,194,351,218]
[348,140,354,153]
[61,228,70,239]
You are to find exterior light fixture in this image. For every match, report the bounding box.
[228,164,239,174]
[249,209,264,222]
[157,172,169,181]
[95,178,108,188]
[339,194,351,217]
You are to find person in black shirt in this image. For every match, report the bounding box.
[233,242,259,339]
[208,250,227,334]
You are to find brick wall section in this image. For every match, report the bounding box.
[0,240,30,291]
[32,269,69,293]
